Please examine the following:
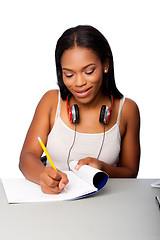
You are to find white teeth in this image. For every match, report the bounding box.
[78,88,89,93]
[77,91,86,93]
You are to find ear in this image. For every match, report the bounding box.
[103,59,109,73]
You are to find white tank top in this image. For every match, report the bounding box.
[46,91,125,171]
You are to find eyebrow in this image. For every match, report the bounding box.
[62,63,96,71]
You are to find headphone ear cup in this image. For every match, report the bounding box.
[71,104,79,123]
[99,105,109,124]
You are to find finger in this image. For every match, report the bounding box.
[75,158,90,170]
[47,167,62,181]
[40,167,61,188]
[40,173,59,188]
[58,171,69,190]
[40,181,62,194]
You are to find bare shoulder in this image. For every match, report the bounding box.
[124,98,140,114]
[36,89,59,111]
[40,89,58,104]
[122,98,140,124]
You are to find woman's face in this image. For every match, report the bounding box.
[61,47,106,104]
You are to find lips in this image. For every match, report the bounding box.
[76,87,92,93]
[74,87,92,98]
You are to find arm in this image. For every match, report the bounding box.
[115,98,140,177]
[19,90,68,193]
[75,99,141,178]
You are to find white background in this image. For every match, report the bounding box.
[0,0,159,178]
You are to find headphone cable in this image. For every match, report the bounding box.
[67,123,105,170]
[97,124,106,159]
[66,123,77,170]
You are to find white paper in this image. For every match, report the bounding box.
[1,171,97,203]
[2,162,109,204]
[70,161,103,186]
[69,161,109,189]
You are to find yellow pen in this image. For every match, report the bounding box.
[38,137,67,192]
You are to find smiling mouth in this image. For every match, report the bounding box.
[73,87,93,98]
[75,87,92,94]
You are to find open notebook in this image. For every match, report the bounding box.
[2,161,108,203]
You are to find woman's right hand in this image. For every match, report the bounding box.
[39,167,69,194]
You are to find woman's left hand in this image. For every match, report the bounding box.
[75,157,103,171]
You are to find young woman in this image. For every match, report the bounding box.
[19,25,140,194]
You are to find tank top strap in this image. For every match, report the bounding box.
[54,91,61,121]
[116,96,125,125]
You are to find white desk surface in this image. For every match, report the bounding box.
[0,179,160,240]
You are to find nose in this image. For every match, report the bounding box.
[75,73,87,87]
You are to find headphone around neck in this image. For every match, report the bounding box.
[66,95,114,125]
